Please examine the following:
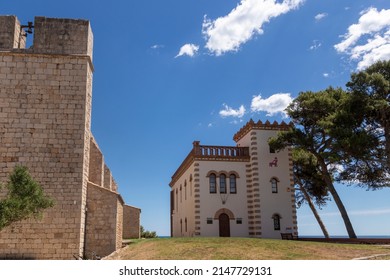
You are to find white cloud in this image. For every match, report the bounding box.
[314,13,328,21]
[323,73,329,78]
[175,43,199,58]
[251,93,293,117]
[219,104,246,118]
[202,0,305,56]
[334,7,390,70]
[309,40,322,50]
[151,44,164,49]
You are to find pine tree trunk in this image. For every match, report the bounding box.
[297,181,330,238]
[319,160,357,238]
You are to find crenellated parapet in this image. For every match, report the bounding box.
[233,119,291,142]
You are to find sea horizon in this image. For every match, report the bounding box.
[157,235,390,239]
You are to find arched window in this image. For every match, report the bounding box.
[220,174,226,193]
[270,178,278,193]
[229,174,237,194]
[273,214,281,231]
[209,173,216,193]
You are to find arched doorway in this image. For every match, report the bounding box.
[219,213,230,237]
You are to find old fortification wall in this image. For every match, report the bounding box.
[0,15,136,259]
[85,138,124,258]
[123,205,141,239]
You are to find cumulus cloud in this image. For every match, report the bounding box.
[251,93,293,117]
[334,7,390,70]
[219,104,246,118]
[202,0,304,56]
[175,43,200,58]
[314,13,328,21]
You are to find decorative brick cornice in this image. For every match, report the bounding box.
[233,119,291,142]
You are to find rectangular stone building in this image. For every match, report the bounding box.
[0,15,140,259]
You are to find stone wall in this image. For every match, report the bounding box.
[85,183,123,258]
[0,15,140,259]
[0,49,92,260]
[123,205,141,239]
[33,17,93,58]
[0,16,25,49]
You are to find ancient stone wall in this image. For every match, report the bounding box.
[123,205,141,239]
[0,16,93,259]
[0,16,25,49]
[0,15,139,259]
[0,50,92,260]
[85,183,123,258]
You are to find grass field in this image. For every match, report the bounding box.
[105,237,390,260]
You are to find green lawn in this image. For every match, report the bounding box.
[105,237,390,260]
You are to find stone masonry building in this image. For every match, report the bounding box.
[0,15,140,259]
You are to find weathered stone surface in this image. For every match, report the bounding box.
[0,15,140,260]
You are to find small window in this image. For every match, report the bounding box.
[230,174,237,194]
[185,218,187,232]
[209,173,216,193]
[207,218,213,224]
[271,178,278,193]
[273,215,281,231]
[175,189,178,210]
[236,218,242,224]
[220,174,226,193]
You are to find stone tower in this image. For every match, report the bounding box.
[0,16,136,259]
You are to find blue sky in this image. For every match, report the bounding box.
[3,0,390,237]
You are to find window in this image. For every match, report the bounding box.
[175,189,178,210]
[180,185,182,202]
[236,218,242,224]
[269,145,276,153]
[185,218,187,232]
[271,178,278,193]
[189,175,193,196]
[273,214,281,231]
[180,219,183,234]
[207,218,213,224]
[209,173,216,193]
[230,174,237,194]
[220,174,226,193]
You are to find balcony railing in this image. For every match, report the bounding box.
[193,143,249,159]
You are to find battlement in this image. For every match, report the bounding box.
[233,119,292,142]
[0,15,93,59]
[0,16,26,49]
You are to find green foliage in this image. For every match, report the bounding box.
[269,61,390,237]
[346,60,390,181]
[140,225,157,238]
[269,87,359,238]
[292,148,329,208]
[0,166,55,230]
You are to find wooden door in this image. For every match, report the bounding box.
[219,213,230,237]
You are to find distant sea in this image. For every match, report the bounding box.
[157,235,390,238]
[300,235,390,238]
